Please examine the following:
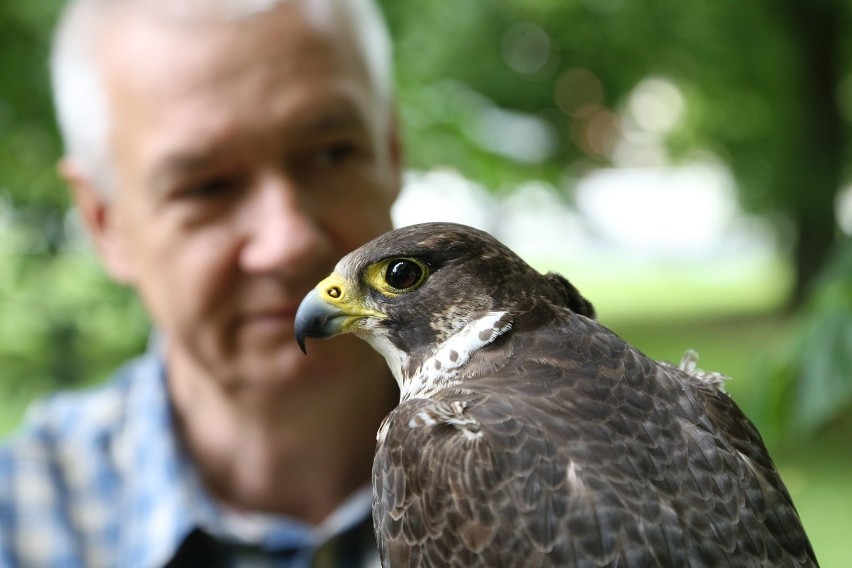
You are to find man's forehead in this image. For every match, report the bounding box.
[92,1,385,186]
[102,5,325,84]
[99,5,371,127]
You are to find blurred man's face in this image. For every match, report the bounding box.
[95,4,400,390]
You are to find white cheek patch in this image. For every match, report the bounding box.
[403,311,513,401]
[360,331,409,393]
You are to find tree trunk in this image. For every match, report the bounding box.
[785,0,843,304]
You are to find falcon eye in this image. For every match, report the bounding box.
[364,257,430,296]
[385,259,423,290]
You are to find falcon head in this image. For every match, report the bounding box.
[295,222,594,392]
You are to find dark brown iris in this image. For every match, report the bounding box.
[386,259,423,290]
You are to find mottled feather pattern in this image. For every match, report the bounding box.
[301,223,816,568]
[375,311,816,566]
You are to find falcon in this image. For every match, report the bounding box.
[294,222,817,567]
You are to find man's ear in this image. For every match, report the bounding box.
[59,158,136,284]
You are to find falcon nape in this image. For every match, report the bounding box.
[295,222,817,568]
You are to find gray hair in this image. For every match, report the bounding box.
[50,0,394,195]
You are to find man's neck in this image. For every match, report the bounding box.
[166,345,395,525]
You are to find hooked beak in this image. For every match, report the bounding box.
[294,275,384,353]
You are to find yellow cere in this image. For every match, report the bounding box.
[313,272,388,330]
[316,273,352,305]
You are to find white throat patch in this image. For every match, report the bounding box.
[401,311,513,401]
[361,331,410,390]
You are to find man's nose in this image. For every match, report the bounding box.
[238,174,331,274]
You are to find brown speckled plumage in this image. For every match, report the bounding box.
[296,222,817,568]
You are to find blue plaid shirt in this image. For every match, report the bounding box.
[0,349,380,568]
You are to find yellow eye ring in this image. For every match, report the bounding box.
[366,257,430,296]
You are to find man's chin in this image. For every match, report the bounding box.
[209,329,385,394]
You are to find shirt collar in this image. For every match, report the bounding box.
[114,342,374,567]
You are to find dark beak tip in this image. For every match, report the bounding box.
[294,289,316,355]
[294,287,350,354]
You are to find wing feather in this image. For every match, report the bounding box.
[372,310,816,567]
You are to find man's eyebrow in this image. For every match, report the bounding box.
[147,102,371,190]
[149,148,224,192]
[299,102,369,133]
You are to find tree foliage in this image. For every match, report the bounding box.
[0,1,147,400]
[380,0,848,298]
[0,0,849,432]
[756,238,852,441]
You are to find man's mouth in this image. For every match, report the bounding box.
[239,305,299,331]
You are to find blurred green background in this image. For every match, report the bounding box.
[1,0,851,564]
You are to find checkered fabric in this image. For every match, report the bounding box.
[0,350,380,568]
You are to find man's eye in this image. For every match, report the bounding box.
[313,142,356,168]
[181,176,239,199]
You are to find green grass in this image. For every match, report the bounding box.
[775,427,852,566]
[530,251,794,324]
